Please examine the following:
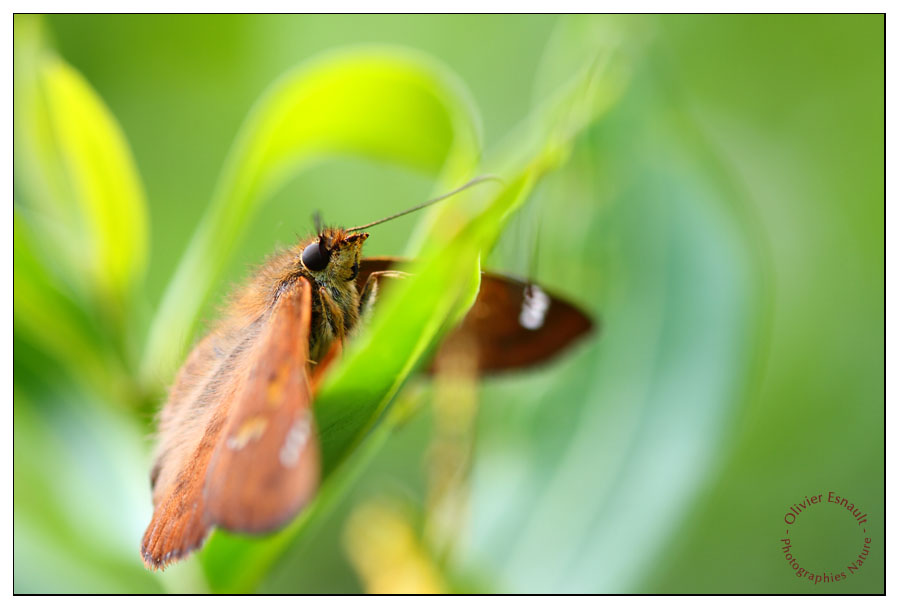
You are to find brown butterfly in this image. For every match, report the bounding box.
[140,178,593,569]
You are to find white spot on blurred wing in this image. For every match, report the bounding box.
[519,284,550,330]
[225,415,267,450]
[279,411,312,467]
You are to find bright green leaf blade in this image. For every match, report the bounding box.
[198,36,631,591]
[14,15,148,310]
[199,171,532,594]
[315,174,531,472]
[38,56,149,301]
[142,47,482,384]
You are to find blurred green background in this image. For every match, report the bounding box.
[13,14,883,593]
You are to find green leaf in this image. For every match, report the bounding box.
[142,47,482,384]
[13,388,163,593]
[315,173,533,472]
[14,15,148,312]
[200,170,532,593]
[37,56,149,303]
[455,17,766,592]
[197,35,630,591]
[13,208,129,396]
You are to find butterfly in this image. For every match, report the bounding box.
[140,178,593,569]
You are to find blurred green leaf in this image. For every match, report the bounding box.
[14,15,148,315]
[13,388,162,593]
[37,56,149,303]
[142,47,483,384]
[406,18,633,255]
[457,21,765,592]
[13,209,129,396]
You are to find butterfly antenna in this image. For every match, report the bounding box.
[528,205,542,283]
[312,210,323,235]
[346,175,502,232]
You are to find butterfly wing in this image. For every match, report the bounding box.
[203,277,319,533]
[141,277,318,568]
[457,272,594,372]
[142,328,262,568]
[357,257,594,373]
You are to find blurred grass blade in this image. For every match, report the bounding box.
[407,25,633,253]
[459,16,764,592]
[142,47,482,384]
[13,209,129,395]
[14,15,148,314]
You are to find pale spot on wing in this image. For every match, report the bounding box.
[226,415,268,451]
[519,284,550,330]
[279,411,312,467]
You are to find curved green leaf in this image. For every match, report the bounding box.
[458,17,766,593]
[38,56,149,303]
[142,47,482,384]
[197,35,631,591]
[200,171,531,593]
[14,15,148,312]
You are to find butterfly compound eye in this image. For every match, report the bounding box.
[301,240,331,271]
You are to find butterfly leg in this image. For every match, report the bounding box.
[318,285,347,340]
[358,270,411,322]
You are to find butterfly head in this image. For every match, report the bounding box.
[298,176,497,286]
[300,228,369,283]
